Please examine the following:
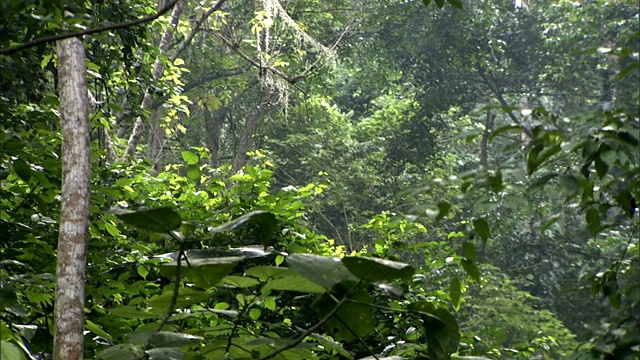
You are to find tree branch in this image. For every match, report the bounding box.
[254,294,350,360]
[0,0,180,55]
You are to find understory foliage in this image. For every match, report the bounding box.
[1,0,639,359]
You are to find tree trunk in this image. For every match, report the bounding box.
[233,96,268,172]
[53,36,91,360]
[204,106,226,167]
[125,0,187,159]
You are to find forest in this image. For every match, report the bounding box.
[0,0,638,359]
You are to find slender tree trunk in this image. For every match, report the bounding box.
[53,36,91,360]
[125,0,187,159]
[233,96,268,172]
[204,106,225,167]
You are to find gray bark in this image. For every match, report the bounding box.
[53,36,91,360]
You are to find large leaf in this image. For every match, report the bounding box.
[208,211,278,247]
[149,332,204,348]
[109,306,159,320]
[0,341,26,360]
[147,348,184,360]
[115,207,182,234]
[409,302,460,360]
[449,277,461,312]
[159,257,241,289]
[472,218,490,241]
[287,254,358,289]
[313,286,374,341]
[265,276,327,294]
[342,256,414,282]
[147,287,213,310]
[97,344,146,360]
[309,333,353,359]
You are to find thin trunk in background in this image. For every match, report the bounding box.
[204,106,226,167]
[125,0,187,160]
[53,36,91,360]
[233,95,269,172]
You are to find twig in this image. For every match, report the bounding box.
[143,245,184,351]
[0,0,180,55]
[254,294,350,360]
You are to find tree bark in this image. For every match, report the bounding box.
[53,36,91,360]
[204,106,226,167]
[233,95,269,172]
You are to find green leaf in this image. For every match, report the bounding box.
[594,156,608,178]
[409,302,460,360]
[447,0,463,8]
[435,0,445,8]
[146,348,184,360]
[557,174,580,191]
[159,257,241,289]
[461,259,480,281]
[436,201,451,222]
[472,218,490,241]
[421,0,432,7]
[527,173,557,194]
[527,144,543,175]
[450,277,461,311]
[313,286,374,341]
[115,207,182,234]
[245,266,291,280]
[586,207,600,235]
[614,190,636,217]
[1,341,26,360]
[488,169,502,193]
[109,306,159,320]
[287,254,358,289]
[12,160,31,183]
[104,222,120,237]
[462,242,477,262]
[489,125,521,142]
[540,215,561,233]
[187,164,201,182]
[208,211,277,247]
[86,320,112,340]
[149,332,203,348]
[308,333,353,359]
[181,150,199,165]
[219,275,260,288]
[97,344,145,360]
[147,287,213,310]
[265,276,326,294]
[342,256,414,282]
[616,131,639,146]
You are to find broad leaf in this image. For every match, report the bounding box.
[342,256,414,282]
[450,277,461,311]
[265,275,326,294]
[115,207,182,234]
[160,257,241,289]
[409,302,459,360]
[147,287,213,310]
[147,348,184,360]
[0,341,25,360]
[461,259,480,281]
[472,218,490,241]
[97,344,145,360]
[287,254,358,289]
[314,286,374,341]
[109,306,159,320]
[462,242,477,262]
[181,150,199,165]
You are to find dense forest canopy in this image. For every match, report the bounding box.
[0,0,638,359]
